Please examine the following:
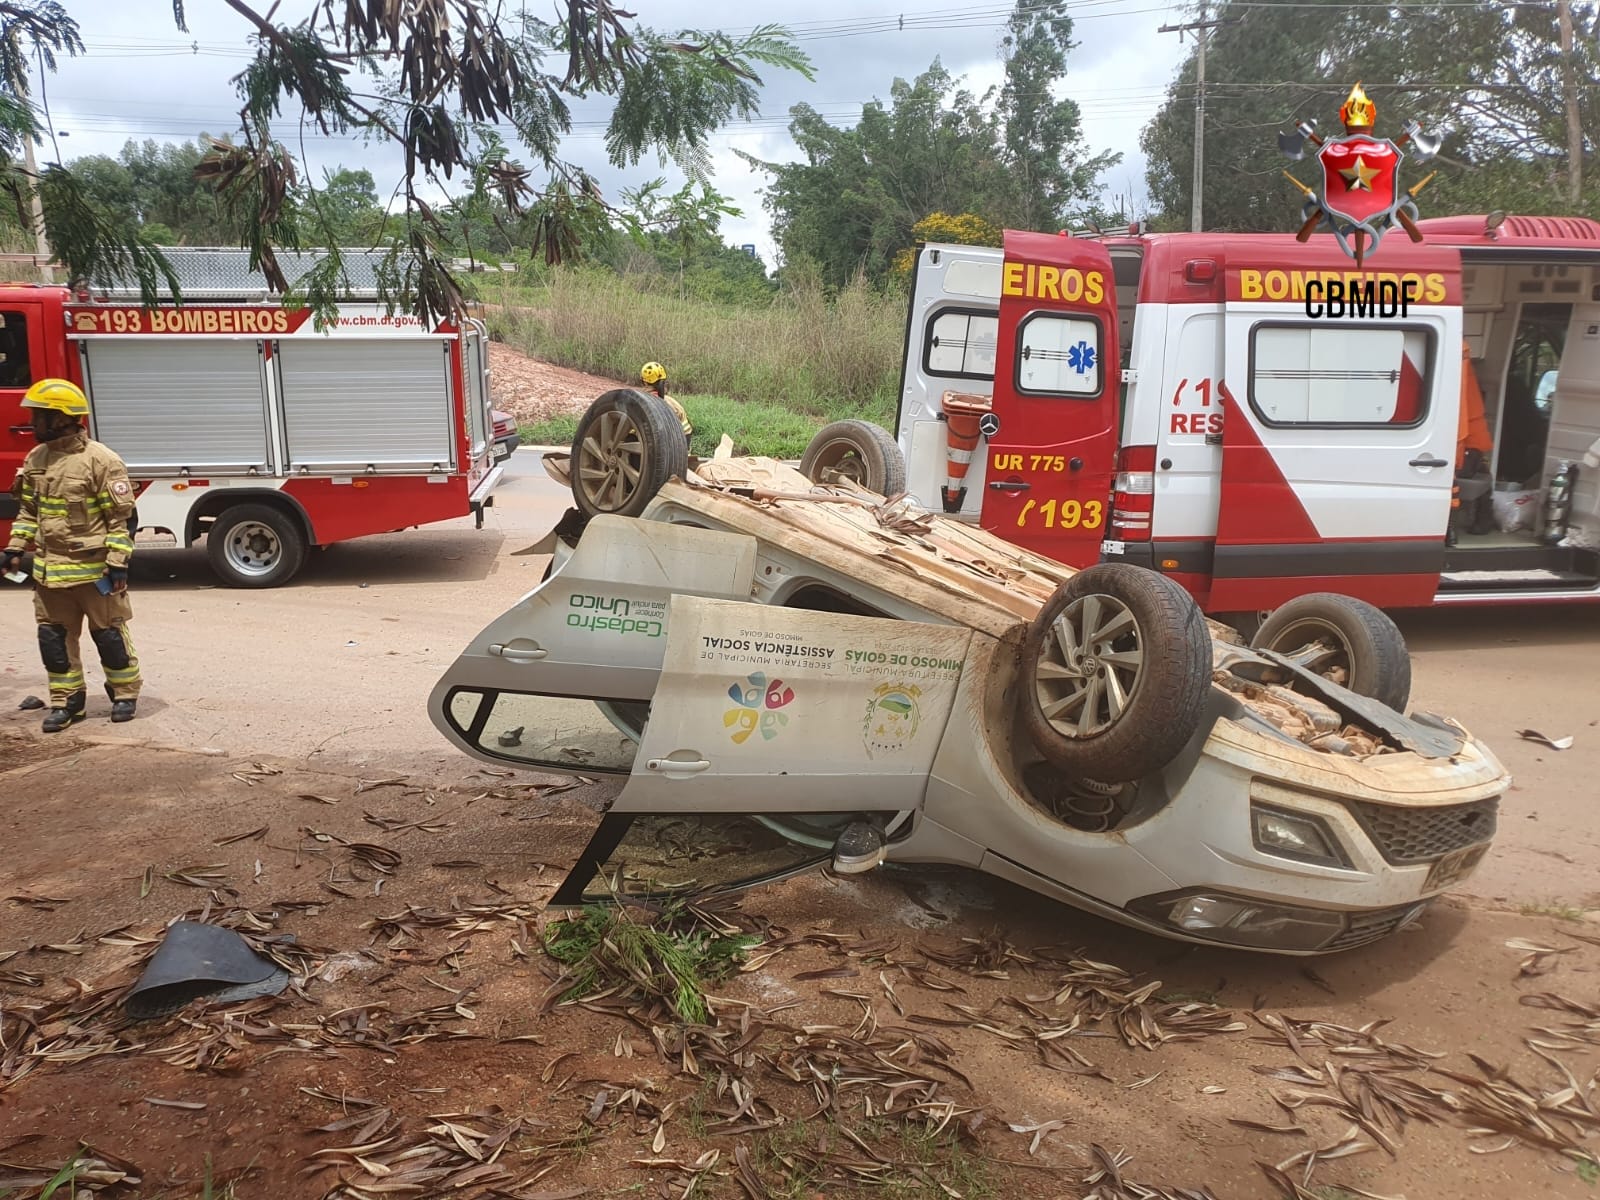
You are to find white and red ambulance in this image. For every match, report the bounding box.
[879,214,1600,622]
[0,250,502,587]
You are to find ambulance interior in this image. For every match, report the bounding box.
[1445,258,1600,589]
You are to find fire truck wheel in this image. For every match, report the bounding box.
[1020,563,1212,784]
[1250,594,1412,712]
[206,503,308,589]
[570,389,689,520]
[800,420,906,498]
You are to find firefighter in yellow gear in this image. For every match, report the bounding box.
[2,379,143,731]
[639,361,693,446]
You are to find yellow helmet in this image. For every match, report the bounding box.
[640,361,667,386]
[22,378,89,418]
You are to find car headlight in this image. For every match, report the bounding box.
[1151,893,1346,951]
[1251,802,1351,868]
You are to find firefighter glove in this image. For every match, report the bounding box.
[106,566,129,593]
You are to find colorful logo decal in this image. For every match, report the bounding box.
[862,682,922,757]
[723,671,796,744]
[1067,340,1096,375]
[1277,80,1440,266]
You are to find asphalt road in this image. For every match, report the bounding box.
[1,449,1594,911]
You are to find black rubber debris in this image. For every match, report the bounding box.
[123,921,291,1021]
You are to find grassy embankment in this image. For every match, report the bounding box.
[483,268,907,459]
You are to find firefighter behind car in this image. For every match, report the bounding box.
[2,379,143,731]
[640,361,693,448]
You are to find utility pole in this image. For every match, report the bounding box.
[1558,0,1582,205]
[1160,2,1235,232]
[21,135,54,285]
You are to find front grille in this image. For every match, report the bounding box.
[1345,797,1498,865]
[1323,903,1427,952]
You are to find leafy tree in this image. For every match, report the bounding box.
[996,0,1119,233]
[747,61,1015,289]
[749,0,1114,289]
[890,210,1002,277]
[0,2,812,325]
[67,139,237,244]
[311,167,387,245]
[1141,1,1600,233]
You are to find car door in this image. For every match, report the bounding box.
[0,301,46,535]
[1211,253,1462,612]
[551,593,974,905]
[979,230,1121,569]
[428,516,757,776]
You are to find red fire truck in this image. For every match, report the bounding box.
[0,249,503,587]
[843,213,1600,622]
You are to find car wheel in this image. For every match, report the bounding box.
[1020,563,1212,784]
[570,388,689,519]
[1250,593,1411,712]
[799,420,906,498]
[205,503,308,588]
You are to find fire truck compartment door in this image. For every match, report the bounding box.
[462,322,492,462]
[79,339,274,474]
[979,230,1120,569]
[275,339,456,472]
[1212,290,1460,612]
[0,301,49,500]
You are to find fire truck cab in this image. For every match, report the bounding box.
[0,248,502,588]
[891,214,1600,617]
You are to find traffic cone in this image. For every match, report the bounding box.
[941,393,990,514]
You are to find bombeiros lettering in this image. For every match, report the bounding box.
[1236,268,1444,306]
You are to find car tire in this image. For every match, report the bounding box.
[1020,563,1213,784]
[570,388,689,519]
[1250,593,1411,712]
[799,419,906,498]
[205,503,308,588]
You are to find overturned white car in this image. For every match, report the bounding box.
[429,432,1508,955]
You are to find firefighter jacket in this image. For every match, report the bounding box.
[6,431,136,588]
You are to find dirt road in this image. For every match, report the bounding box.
[2,445,1598,1198]
[2,447,1592,908]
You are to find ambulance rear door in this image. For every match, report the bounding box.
[979,230,1121,568]
[1211,248,1463,612]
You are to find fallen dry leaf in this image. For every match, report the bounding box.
[1517,728,1574,750]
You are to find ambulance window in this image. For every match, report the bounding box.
[0,311,32,389]
[1249,323,1432,427]
[924,308,998,380]
[1015,312,1103,397]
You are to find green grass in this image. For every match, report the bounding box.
[747,1118,993,1200]
[542,902,757,1025]
[485,265,906,436]
[520,390,860,460]
[1578,1158,1599,1185]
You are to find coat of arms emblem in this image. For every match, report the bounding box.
[1278,82,1442,265]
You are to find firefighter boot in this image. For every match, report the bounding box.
[42,689,86,733]
[103,683,137,723]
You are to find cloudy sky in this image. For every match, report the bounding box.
[32,0,1194,264]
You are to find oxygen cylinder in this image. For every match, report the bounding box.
[1541,462,1576,545]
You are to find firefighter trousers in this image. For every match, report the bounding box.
[32,583,143,706]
